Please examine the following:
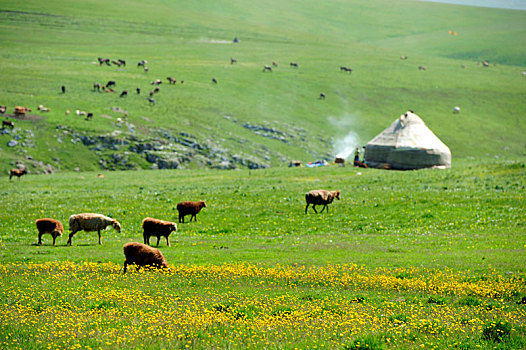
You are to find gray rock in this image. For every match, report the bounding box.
[7,140,18,147]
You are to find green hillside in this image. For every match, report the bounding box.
[0,0,525,174]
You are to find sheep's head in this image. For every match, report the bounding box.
[170,223,177,232]
[200,201,207,209]
[334,191,341,200]
[112,220,122,233]
[53,230,63,237]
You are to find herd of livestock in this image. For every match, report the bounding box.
[33,190,339,272]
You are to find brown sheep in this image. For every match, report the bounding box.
[2,120,14,129]
[177,201,207,223]
[123,242,169,273]
[142,217,177,246]
[36,218,64,246]
[305,190,340,214]
[9,168,27,181]
[67,213,121,246]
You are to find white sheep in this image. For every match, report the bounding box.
[67,213,121,246]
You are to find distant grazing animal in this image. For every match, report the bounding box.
[167,77,176,84]
[340,66,352,72]
[67,213,121,246]
[149,90,155,97]
[137,60,147,67]
[106,80,116,87]
[9,168,27,181]
[111,60,122,66]
[144,67,149,73]
[290,62,298,68]
[230,57,237,64]
[36,218,63,246]
[418,66,427,71]
[61,85,66,94]
[272,61,278,67]
[38,105,51,112]
[334,157,345,166]
[263,65,272,72]
[212,78,218,84]
[2,120,14,129]
[142,217,177,246]
[289,160,302,167]
[136,87,141,94]
[86,112,93,120]
[319,92,326,99]
[98,57,110,66]
[453,106,461,114]
[93,83,101,91]
[0,106,6,113]
[147,97,155,105]
[118,59,126,66]
[151,79,162,85]
[483,60,489,67]
[400,56,408,60]
[123,242,169,273]
[153,87,160,93]
[177,201,207,223]
[305,190,340,214]
[120,90,128,97]
[14,106,30,115]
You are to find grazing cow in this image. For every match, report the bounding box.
[230,57,237,64]
[120,90,128,97]
[212,78,218,84]
[107,80,116,87]
[263,65,272,72]
[148,98,155,105]
[418,66,427,71]
[61,85,66,94]
[340,66,352,72]
[2,120,14,129]
[167,77,176,84]
[9,168,27,181]
[290,62,298,68]
[0,106,6,113]
[319,92,326,99]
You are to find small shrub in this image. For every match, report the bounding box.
[482,320,511,342]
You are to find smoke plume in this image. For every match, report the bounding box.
[329,115,361,160]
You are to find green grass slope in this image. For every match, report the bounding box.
[0,0,524,174]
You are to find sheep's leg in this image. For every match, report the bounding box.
[98,230,102,245]
[67,229,79,246]
[123,261,128,273]
[305,203,309,214]
[38,232,43,245]
[166,236,170,247]
[320,204,327,213]
[52,234,57,246]
[156,236,161,246]
[143,232,148,245]
[312,205,318,214]
[179,214,184,223]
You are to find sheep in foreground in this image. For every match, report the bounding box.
[67,213,121,246]
[177,201,207,223]
[305,190,340,214]
[123,242,169,273]
[142,217,177,246]
[36,218,64,246]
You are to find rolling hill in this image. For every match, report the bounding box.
[0,0,524,174]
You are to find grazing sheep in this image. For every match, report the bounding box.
[93,83,101,91]
[177,201,207,223]
[98,57,110,66]
[151,79,162,85]
[67,213,121,246]
[453,106,461,114]
[290,62,298,68]
[9,168,27,181]
[61,85,66,94]
[272,61,278,67]
[36,218,64,246]
[14,106,30,115]
[230,57,237,64]
[263,65,272,72]
[147,97,155,105]
[2,120,14,129]
[86,112,93,120]
[319,92,326,99]
[167,77,176,84]
[106,80,116,87]
[400,56,408,60]
[142,217,177,246]
[136,87,141,94]
[123,242,169,273]
[212,78,218,84]
[305,190,340,214]
[118,59,126,66]
[38,105,51,112]
[418,66,427,71]
[137,60,147,67]
[119,90,128,97]
[340,66,352,72]
[0,106,6,113]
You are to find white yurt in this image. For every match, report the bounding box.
[364,111,451,170]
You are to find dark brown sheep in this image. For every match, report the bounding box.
[142,217,177,246]
[177,201,207,223]
[36,218,64,246]
[9,168,27,181]
[305,190,340,214]
[123,242,169,273]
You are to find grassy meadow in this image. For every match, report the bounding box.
[0,0,525,348]
[1,159,525,349]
